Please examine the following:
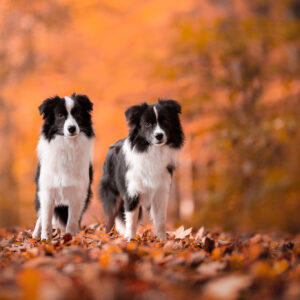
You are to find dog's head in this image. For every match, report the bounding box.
[39,93,94,141]
[125,99,184,151]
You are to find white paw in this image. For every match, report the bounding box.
[124,233,135,241]
[157,232,166,241]
[32,230,40,239]
[41,232,51,241]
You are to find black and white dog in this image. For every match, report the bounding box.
[32,93,95,240]
[99,99,184,241]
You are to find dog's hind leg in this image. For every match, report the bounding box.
[100,182,120,234]
[104,195,119,234]
[52,215,66,235]
[53,206,68,234]
[114,200,126,235]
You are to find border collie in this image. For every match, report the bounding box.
[32,93,95,240]
[99,99,184,241]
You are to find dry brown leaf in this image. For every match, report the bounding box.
[175,227,193,239]
[173,225,185,238]
[195,226,205,240]
[0,225,299,300]
[204,237,215,253]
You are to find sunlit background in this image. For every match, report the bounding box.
[0,0,299,232]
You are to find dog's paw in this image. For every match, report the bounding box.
[32,231,40,239]
[41,232,52,241]
[157,232,166,241]
[124,234,136,242]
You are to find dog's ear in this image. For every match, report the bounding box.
[125,103,148,128]
[76,94,93,112]
[158,99,181,114]
[38,96,60,119]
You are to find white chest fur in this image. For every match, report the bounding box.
[37,134,94,189]
[123,139,178,200]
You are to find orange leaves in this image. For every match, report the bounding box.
[1,225,300,299]
[99,251,110,267]
[251,259,289,279]
[62,233,73,244]
[17,269,41,300]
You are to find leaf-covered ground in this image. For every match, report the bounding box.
[1,225,300,300]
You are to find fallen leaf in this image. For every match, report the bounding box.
[204,237,215,253]
[62,233,73,244]
[197,261,226,276]
[195,226,205,240]
[203,275,252,299]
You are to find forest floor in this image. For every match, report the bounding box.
[1,224,300,300]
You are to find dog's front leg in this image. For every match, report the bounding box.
[151,187,169,241]
[40,189,54,240]
[32,216,41,239]
[124,195,140,241]
[66,191,85,236]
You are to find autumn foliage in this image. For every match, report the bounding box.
[1,225,300,300]
[162,0,300,231]
[0,0,300,232]
[0,5,300,299]
[0,0,299,232]
[1,1,300,299]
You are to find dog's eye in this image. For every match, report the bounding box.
[58,113,65,119]
[145,122,152,128]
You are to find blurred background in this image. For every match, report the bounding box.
[0,0,299,232]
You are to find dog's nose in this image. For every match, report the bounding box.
[155,133,163,141]
[68,125,76,134]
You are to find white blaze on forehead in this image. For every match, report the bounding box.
[153,106,158,122]
[63,96,79,136]
[64,96,75,113]
[152,105,166,144]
